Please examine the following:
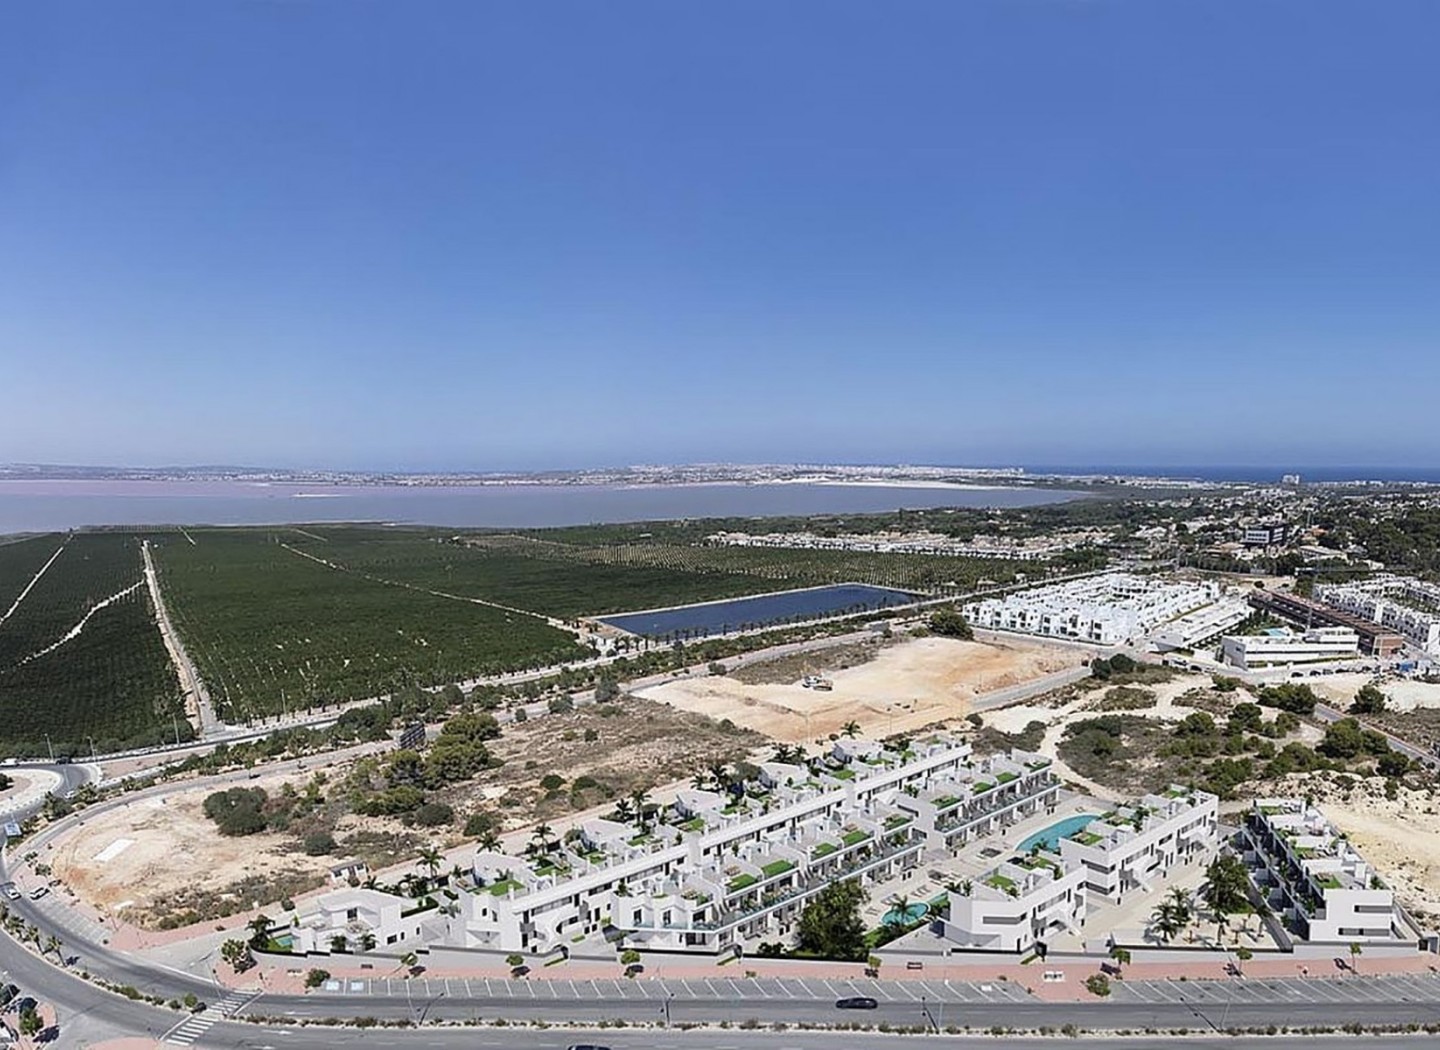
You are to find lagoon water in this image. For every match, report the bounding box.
[0,479,1082,534]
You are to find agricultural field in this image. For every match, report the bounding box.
[152,530,589,722]
[0,532,184,755]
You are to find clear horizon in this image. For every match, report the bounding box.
[3,1,1438,470]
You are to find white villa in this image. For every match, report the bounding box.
[289,887,424,954]
[459,735,1061,955]
[1240,798,1402,944]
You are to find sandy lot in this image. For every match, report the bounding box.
[48,769,336,923]
[634,636,1084,743]
[1310,673,1440,713]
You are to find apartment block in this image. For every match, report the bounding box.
[1317,576,1440,656]
[1220,627,1361,670]
[963,574,1224,646]
[1241,798,1400,943]
[459,736,1060,955]
[942,849,1086,953]
[1056,787,1219,903]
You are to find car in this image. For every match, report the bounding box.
[1,886,18,900]
[0,982,17,1006]
[835,996,878,1010]
[565,1044,613,1050]
[28,885,48,900]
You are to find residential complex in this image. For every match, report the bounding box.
[705,529,1094,561]
[1247,590,1406,657]
[460,736,1060,955]
[1316,576,1440,656]
[1220,627,1361,670]
[942,786,1219,953]
[963,573,1227,646]
[1149,595,1252,652]
[1240,799,1402,944]
[289,887,424,954]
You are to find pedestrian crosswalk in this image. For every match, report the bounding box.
[162,989,258,1046]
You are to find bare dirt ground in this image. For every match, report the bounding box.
[634,636,1085,743]
[1310,673,1440,712]
[49,698,765,926]
[48,769,337,927]
[458,696,766,827]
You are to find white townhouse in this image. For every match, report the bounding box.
[1240,798,1401,944]
[1056,787,1219,903]
[289,887,422,954]
[964,574,1225,646]
[460,736,1061,955]
[1317,576,1440,656]
[942,849,1086,953]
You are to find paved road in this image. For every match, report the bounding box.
[143,538,222,737]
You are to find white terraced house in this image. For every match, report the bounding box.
[942,848,1086,953]
[963,574,1225,646]
[1316,575,1440,656]
[459,736,1061,955]
[1240,799,1401,944]
[289,887,423,954]
[1056,787,1219,904]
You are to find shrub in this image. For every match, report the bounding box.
[548,695,575,715]
[464,810,497,837]
[302,831,337,856]
[540,773,565,792]
[202,787,269,837]
[929,607,974,640]
[513,707,529,723]
[410,802,454,827]
[1085,973,1111,997]
[304,968,331,989]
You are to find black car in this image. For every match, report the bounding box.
[565,1044,613,1050]
[0,982,17,1006]
[835,995,878,1009]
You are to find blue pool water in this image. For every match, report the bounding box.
[881,902,930,927]
[598,583,921,639]
[1017,814,1097,853]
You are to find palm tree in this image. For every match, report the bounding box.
[529,823,556,857]
[1349,941,1362,976]
[630,788,653,830]
[478,829,501,852]
[842,721,861,739]
[707,761,730,792]
[246,914,273,949]
[44,934,62,964]
[417,845,443,884]
[612,797,634,823]
[1148,901,1182,944]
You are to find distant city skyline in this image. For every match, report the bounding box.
[3,2,1438,470]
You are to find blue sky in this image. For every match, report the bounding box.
[2,1,1437,471]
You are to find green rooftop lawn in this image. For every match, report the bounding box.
[985,873,1016,892]
[1071,830,1104,847]
[934,795,963,809]
[678,817,706,832]
[833,768,856,780]
[727,873,758,893]
[761,859,796,878]
[488,878,523,896]
[997,771,1018,784]
[974,782,994,794]
[842,829,872,847]
[884,814,912,829]
[811,842,839,859]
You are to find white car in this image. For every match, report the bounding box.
[1,886,18,901]
[27,885,48,900]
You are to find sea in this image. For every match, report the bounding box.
[0,479,1083,535]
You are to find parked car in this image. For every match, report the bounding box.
[27,885,48,900]
[0,982,18,1006]
[565,1044,613,1050]
[835,996,878,1010]
[1,884,19,901]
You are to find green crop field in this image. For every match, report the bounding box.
[280,528,785,619]
[152,530,590,721]
[0,533,184,756]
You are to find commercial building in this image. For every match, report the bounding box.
[460,736,1061,955]
[942,785,1218,953]
[1242,521,1290,548]
[1240,799,1401,944]
[1220,627,1361,670]
[1247,590,1405,657]
[1317,576,1440,656]
[964,574,1226,646]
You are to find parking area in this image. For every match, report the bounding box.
[319,973,1036,1004]
[1113,971,1440,1006]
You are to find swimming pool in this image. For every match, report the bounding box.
[1017,814,1096,853]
